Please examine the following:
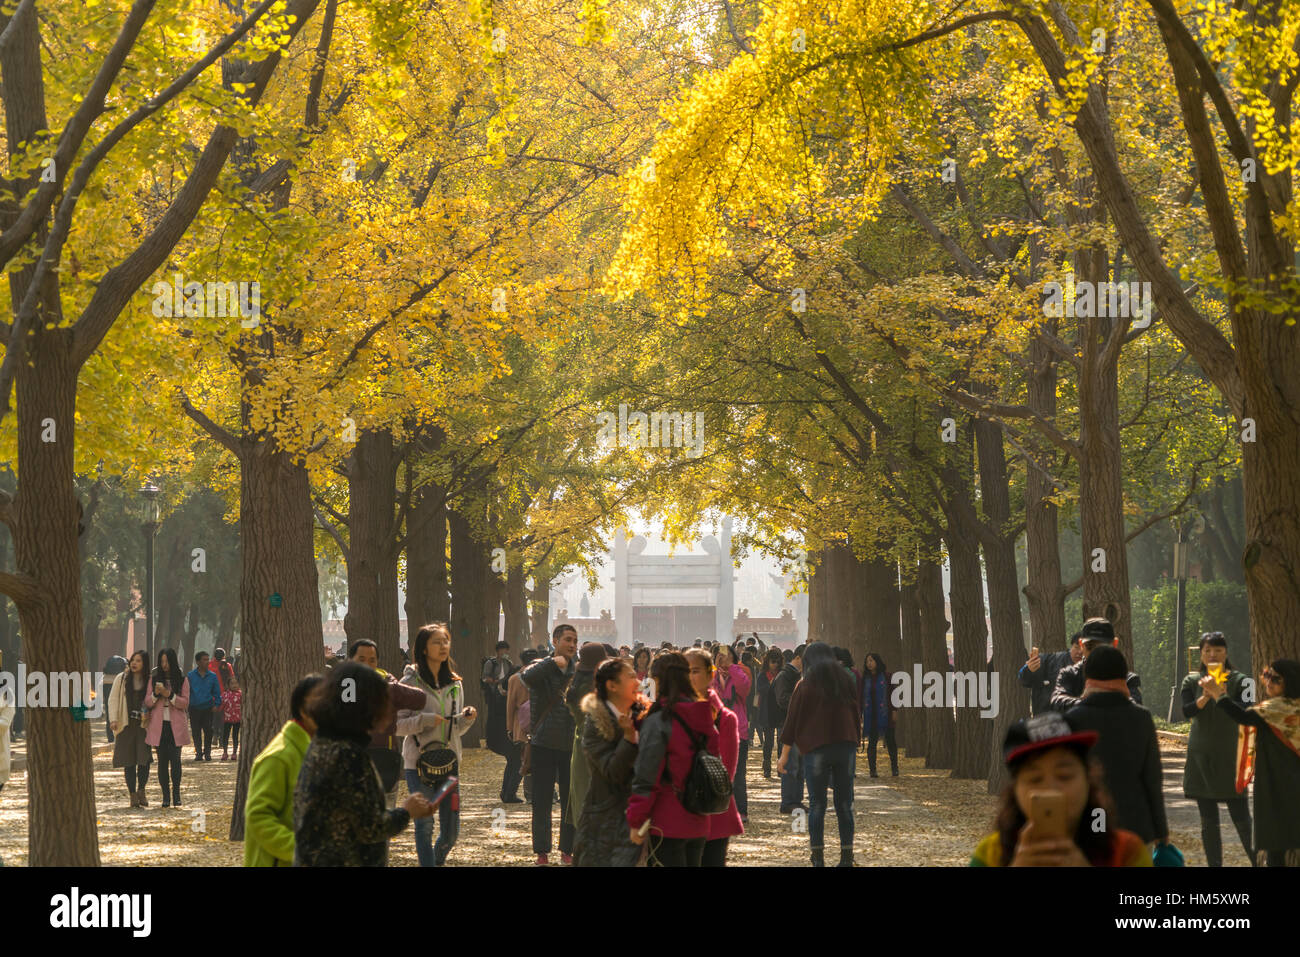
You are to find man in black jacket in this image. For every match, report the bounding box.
[772,645,805,814]
[520,623,578,865]
[1066,645,1168,847]
[1018,635,1082,716]
[1049,618,1142,711]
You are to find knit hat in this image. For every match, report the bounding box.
[577,642,608,672]
[1084,644,1127,681]
[1003,712,1097,768]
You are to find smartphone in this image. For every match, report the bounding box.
[1030,646,1039,658]
[1027,791,1069,840]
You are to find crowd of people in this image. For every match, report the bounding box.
[1000,619,1300,867]
[105,646,241,808]
[4,611,1295,870]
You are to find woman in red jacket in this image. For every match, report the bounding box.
[627,651,722,867]
[686,648,743,865]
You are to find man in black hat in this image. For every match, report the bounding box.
[1067,645,1168,847]
[1049,618,1142,711]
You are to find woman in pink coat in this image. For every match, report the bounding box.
[688,649,743,865]
[145,648,191,808]
[711,646,753,821]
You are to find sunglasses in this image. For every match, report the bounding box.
[1262,670,1281,682]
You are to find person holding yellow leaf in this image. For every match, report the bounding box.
[1180,632,1252,866]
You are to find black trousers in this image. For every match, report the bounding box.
[501,741,524,800]
[124,765,150,792]
[189,707,213,758]
[529,745,574,855]
[760,725,777,770]
[1194,797,1252,867]
[866,726,898,774]
[220,722,241,751]
[155,722,182,803]
[649,835,705,867]
[702,837,729,866]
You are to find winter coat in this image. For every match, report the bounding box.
[1050,660,1142,711]
[627,697,720,840]
[1181,670,1249,801]
[711,665,752,739]
[860,670,896,733]
[1216,696,1300,851]
[108,670,148,734]
[706,688,743,841]
[1066,692,1167,843]
[0,687,14,786]
[520,654,576,752]
[756,668,783,729]
[144,675,192,748]
[397,666,477,769]
[567,669,597,827]
[1017,649,1075,716]
[770,663,801,728]
[244,720,310,867]
[573,693,641,867]
[293,733,411,866]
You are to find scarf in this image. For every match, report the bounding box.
[1084,677,1130,697]
[1234,696,1300,792]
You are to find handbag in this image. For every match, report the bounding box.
[667,708,733,815]
[414,680,460,789]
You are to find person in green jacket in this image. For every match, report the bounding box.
[566,643,608,834]
[243,674,324,867]
[1181,631,1253,866]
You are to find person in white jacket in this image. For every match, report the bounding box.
[0,683,14,791]
[399,622,477,867]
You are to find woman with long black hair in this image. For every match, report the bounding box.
[861,652,898,777]
[777,641,861,866]
[145,648,190,808]
[109,651,152,807]
[398,622,476,867]
[1180,631,1252,866]
[1201,658,1300,866]
[756,647,785,778]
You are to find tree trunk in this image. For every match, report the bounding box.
[943,429,990,779]
[403,477,448,634]
[916,549,953,769]
[1241,422,1300,665]
[528,574,551,645]
[448,501,495,748]
[974,417,1029,794]
[228,444,323,840]
[7,340,100,865]
[897,569,926,758]
[344,428,401,669]
[503,558,529,648]
[1023,333,1068,651]
[863,553,900,672]
[1079,324,1133,663]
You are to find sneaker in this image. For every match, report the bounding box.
[561,853,573,865]
[501,796,524,804]
[535,854,549,866]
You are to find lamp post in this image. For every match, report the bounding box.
[141,483,161,663]
[1168,522,1189,721]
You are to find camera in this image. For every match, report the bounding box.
[629,700,645,719]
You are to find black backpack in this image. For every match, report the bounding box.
[667,708,733,815]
